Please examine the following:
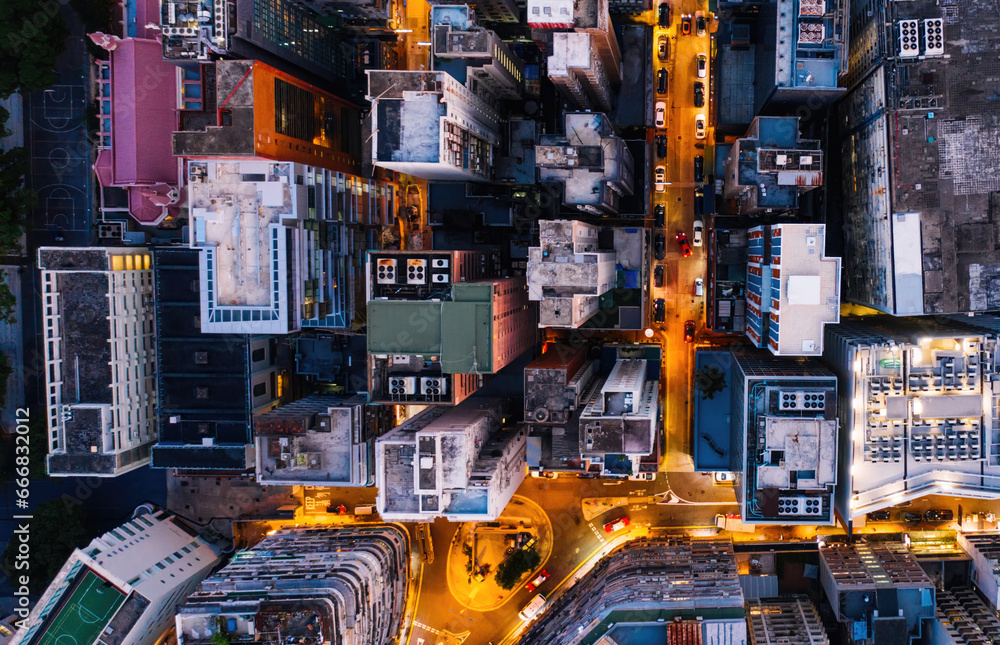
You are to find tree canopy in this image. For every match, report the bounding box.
[695,365,728,400]
[494,547,541,590]
[0,0,70,98]
[1,501,88,594]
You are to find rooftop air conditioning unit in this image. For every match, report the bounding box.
[778,496,823,516]
[388,377,417,396]
[779,390,826,411]
[923,18,943,56]
[407,259,427,284]
[898,20,919,57]
[432,273,449,283]
[431,258,450,269]
[377,259,397,284]
[421,377,448,396]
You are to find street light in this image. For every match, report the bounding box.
[644,328,654,338]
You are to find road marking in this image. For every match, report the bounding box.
[588,523,608,545]
[413,621,440,635]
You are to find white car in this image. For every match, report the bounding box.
[655,101,666,128]
[692,219,703,246]
[654,165,666,192]
[694,277,704,297]
[694,114,706,139]
[713,471,735,484]
[697,54,707,78]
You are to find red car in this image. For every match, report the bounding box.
[676,232,692,257]
[604,516,630,533]
[526,570,550,592]
[684,320,695,342]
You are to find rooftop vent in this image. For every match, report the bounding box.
[779,390,826,411]
[778,496,823,516]
[899,20,920,58]
[376,259,397,284]
[923,19,944,56]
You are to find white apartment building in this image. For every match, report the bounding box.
[38,247,157,477]
[548,32,613,111]
[11,508,220,645]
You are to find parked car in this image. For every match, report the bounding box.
[684,320,695,342]
[654,165,666,192]
[694,155,704,182]
[692,220,703,246]
[696,15,707,37]
[658,1,671,27]
[713,471,734,484]
[925,509,954,522]
[654,265,664,287]
[654,204,665,227]
[694,187,705,215]
[655,234,666,260]
[658,35,669,61]
[694,81,705,107]
[653,299,665,323]
[867,510,891,522]
[904,512,923,522]
[657,68,668,94]
[526,570,550,592]
[694,113,706,139]
[604,516,631,533]
[676,232,692,257]
[655,102,666,128]
[694,277,704,296]
[655,135,667,158]
[680,14,692,35]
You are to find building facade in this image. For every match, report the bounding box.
[176,525,408,645]
[375,397,526,521]
[524,345,597,425]
[11,508,220,645]
[745,224,840,356]
[747,596,830,645]
[39,248,157,477]
[527,0,622,85]
[730,348,839,525]
[547,32,614,111]
[430,5,524,102]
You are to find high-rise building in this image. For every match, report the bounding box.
[375,396,526,521]
[296,0,392,27]
[366,70,501,181]
[745,224,840,356]
[955,532,1000,611]
[932,585,1000,645]
[839,0,1000,315]
[38,248,157,477]
[527,220,616,328]
[537,113,634,215]
[254,393,393,487]
[753,0,847,115]
[547,32,613,111]
[524,345,597,425]
[151,247,288,471]
[722,117,823,215]
[365,250,535,405]
[519,537,745,645]
[730,347,838,525]
[11,508,221,645]
[431,0,520,23]
[747,596,830,645]
[819,542,935,644]
[527,0,622,85]
[430,5,524,102]
[186,159,354,334]
[824,317,1000,527]
[176,525,408,645]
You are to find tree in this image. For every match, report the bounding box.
[494,547,541,590]
[0,146,33,256]
[0,0,70,98]
[695,365,727,400]
[0,350,11,408]
[1,501,88,594]
[210,631,231,645]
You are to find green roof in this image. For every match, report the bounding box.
[367,301,443,355]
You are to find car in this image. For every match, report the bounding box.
[654,204,665,227]
[519,594,548,622]
[654,165,666,192]
[676,231,692,257]
[655,135,667,159]
[604,516,631,533]
[696,54,707,78]
[681,14,692,35]
[693,81,704,107]
[694,113,706,140]
[713,471,734,484]
[692,220,703,246]
[694,155,704,182]
[655,102,666,128]
[657,68,668,94]
[867,510,891,522]
[694,187,705,215]
[658,2,671,27]
[694,277,704,296]
[653,298,665,322]
[904,512,923,523]
[684,320,695,342]
[657,35,669,61]
[655,234,666,260]
[526,570,550,592]
[654,265,664,287]
[696,15,707,37]
[925,509,954,522]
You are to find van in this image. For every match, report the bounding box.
[519,594,548,622]
[354,506,375,516]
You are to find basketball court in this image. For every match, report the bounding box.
[36,570,126,645]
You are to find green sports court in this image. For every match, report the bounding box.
[35,570,126,645]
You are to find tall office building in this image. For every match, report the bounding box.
[176,526,408,645]
[375,396,526,521]
[730,347,838,525]
[955,532,1000,611]
[547,32,614,111]
[839,0,1000,315]
[430,5,524,102]
[745,224,840,356]
[824,317,1000,527]
[11,508,220,645]
[932,585,1000,645]
[520,537,745,645]
[38,248,157,477]
[431,0,520,23]
[527,0,622,85]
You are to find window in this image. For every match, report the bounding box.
[253,382,267,398]
[274,78,316,142]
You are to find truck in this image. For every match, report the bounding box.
[518,594,548,622]
[716,513,756,533]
